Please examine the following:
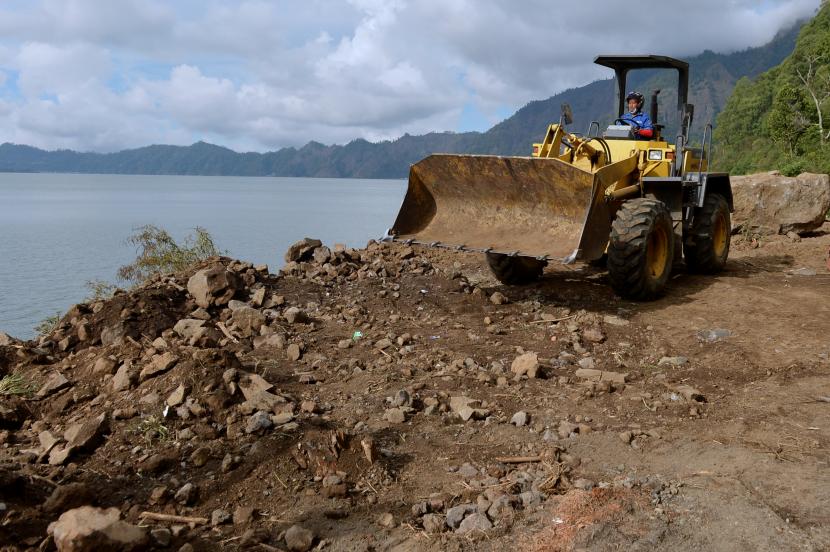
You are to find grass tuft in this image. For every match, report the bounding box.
[0,373,36,397]
[34,311,63,336]
[135,415,170,445]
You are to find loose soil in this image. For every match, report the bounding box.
[1,225,829,551]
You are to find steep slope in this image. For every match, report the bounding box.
[0,20,803,178]
[715,3,830,175]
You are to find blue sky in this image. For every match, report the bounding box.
[0,0,821,152]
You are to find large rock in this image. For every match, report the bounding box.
[43,483,96,514]
[64,413,108,450]
[574,368,628,384]
[511,352,540,379]
[456,512,493,534]
[187,263,240,308]
[253,333,286,350]
[445,503,477,529]
[47,506,147,552]
[284,238,323,263]
[449,396,489,421]
[37,372,71,398]
[173,319,221,347]
[731,172,830,236]
[111,363,135,392]
[284,524,315,551]
[100,322,127,347]
[173,318,206,340]
[92,357,117,376]
[231,306,266,337]
[239,390,289,414]
[49,413,109,465]
[238,373,273,399]
[139,352,178,381]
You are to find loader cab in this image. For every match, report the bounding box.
[593,55,690,144]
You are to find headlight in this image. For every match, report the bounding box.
[648,149,663,161]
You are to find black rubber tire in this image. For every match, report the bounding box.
[608,198,674,300]
[485,253,545,285]
[684,194,731,274]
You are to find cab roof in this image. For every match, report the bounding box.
[594,55,689,72]
[593,55,690,116]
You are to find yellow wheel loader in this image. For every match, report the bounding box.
[385,55,732,300]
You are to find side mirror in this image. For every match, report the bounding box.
[560,103,573,126]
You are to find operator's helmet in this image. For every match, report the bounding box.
[625,91,645,110]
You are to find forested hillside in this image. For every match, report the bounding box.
[716,4,830,175]
[0,21,804,178]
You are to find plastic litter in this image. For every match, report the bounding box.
[696,328,732,343]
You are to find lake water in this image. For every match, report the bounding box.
[0,173,406,340]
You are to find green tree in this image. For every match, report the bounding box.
[117,225,224,284]
[765,84,811,154]
[793,48,830,144]
[715,3,830,174]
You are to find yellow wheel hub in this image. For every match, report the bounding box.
[713,211,728,257]
[646,225,669,279]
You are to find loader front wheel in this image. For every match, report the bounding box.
[608,198,674,300]
[684,193,731,274]
[486,253,545,285]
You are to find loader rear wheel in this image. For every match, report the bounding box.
[608,198,674,300]
[486,253,545,285]
[684,193,731,274]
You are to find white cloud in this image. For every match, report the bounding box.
[0,0,821,152]
[16,42,111,96]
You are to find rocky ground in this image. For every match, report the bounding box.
[1,226,830,552]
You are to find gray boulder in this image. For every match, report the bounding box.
[456,512,493,534]
[731,172,830,236]
[445,503,476,529]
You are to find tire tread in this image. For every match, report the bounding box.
[684,194,730,274]
[608,198,674,300]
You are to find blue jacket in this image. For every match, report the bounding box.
[619,110,653,131]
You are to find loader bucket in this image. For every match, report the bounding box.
[389,154,622,262]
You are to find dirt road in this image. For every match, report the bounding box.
[1,226,828,551]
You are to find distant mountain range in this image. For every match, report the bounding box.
[0,21,803,179]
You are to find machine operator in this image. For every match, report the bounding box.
[619,91,653,139]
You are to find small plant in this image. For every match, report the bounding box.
[34,311,63,336]
[0,373,37,397]
[117,225,224,285]
[136,415,170,445]
[85,279,118,301]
